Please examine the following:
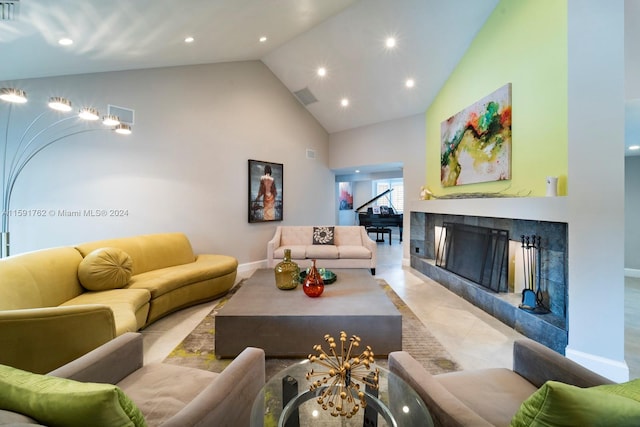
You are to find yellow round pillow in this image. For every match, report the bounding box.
[78,247,133,291]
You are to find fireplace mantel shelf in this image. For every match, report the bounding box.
[410,196,568,223]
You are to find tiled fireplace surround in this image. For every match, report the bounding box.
[409,198,568,354]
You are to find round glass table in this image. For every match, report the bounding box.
[250,360,433,426]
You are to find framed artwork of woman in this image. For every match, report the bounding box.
[248,159,283,223]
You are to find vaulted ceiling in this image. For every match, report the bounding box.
[1,0,637,155]
[0,0,497,134]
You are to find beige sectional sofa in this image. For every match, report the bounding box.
[0,232,238,374]
[267,225,377,274]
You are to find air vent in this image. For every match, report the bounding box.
[0,1,19,21]
[293,87,318,106]
[108,105,135,125]
[306,149,316,159]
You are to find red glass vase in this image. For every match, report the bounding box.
[303,259,324,298]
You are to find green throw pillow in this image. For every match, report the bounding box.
[594,378,640,403]
[0,364,146,427]
[510,380,640,427]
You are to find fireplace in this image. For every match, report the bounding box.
[410,211,568,354]
[436,222,509,293]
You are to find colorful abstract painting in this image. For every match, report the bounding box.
[338,182,353,210]
[440,83,512,187]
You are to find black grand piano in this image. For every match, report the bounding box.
[356,189,403,244]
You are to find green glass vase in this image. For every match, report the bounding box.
[274,249,300,290]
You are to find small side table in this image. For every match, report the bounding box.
[250,360,433,426]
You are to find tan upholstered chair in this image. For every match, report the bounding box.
[389,338,613,427]
[1,333,265,427]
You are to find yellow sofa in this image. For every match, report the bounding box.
[0,232,237,374]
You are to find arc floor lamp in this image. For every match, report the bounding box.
[1,87,132,258]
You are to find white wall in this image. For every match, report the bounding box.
[566,0,628,381]
[2,61,334,264]
[626,156,640,272]
[327,3,628,381]
[329,113,426,260]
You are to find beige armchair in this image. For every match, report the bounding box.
[389,338,613,427]
[45,332,265,426]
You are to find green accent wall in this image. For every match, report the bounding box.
[426,0,568,196]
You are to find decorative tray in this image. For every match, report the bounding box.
[298,268,337,284]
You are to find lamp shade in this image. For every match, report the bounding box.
[0,88,27,103]
[78,107,100,121]
[48,97,72,112]
[102,115,120,126]
[115,124,132,135]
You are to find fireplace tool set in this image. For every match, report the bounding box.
[520,235,550,314]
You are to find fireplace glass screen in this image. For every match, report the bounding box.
[436,222,509,292]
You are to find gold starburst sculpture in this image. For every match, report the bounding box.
[305,331,379,418]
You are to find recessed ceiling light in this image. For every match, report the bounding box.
[58,38,73,46]
[317,67,327,77]
[355,169,360,173]
[259,36,268,43]
[405,78,415,88]
[340,98,349,107]
[385,37,396,48]
[184,36,195,43]
[630,145,640,150]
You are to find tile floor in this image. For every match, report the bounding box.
[141,235,640,379]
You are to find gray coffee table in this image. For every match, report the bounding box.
[215,269,402,358]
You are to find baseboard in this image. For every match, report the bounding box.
[238,260,266,276]
[625,268,640,278]
[565,346,629,383]
[402,257,410,267]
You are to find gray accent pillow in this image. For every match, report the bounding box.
[312,226,335,245]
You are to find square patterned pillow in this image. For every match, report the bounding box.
[313,226,335,245]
